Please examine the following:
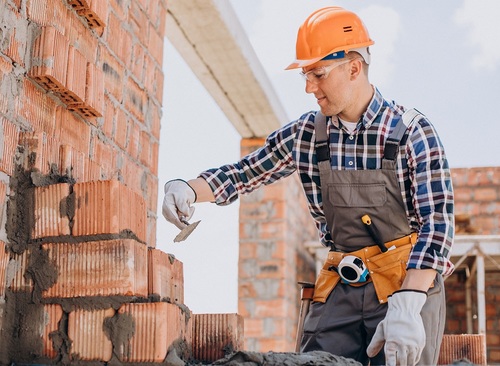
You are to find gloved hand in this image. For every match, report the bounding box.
[162,179,197,229]
[366,289,427,366]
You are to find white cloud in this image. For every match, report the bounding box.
[454,0,500,71]
[358,5,401,88]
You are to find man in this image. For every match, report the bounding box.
[162,6,454,366]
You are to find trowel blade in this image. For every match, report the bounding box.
[173,220,201,243]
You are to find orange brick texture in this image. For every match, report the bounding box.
[0,1,244,364]
[238,138,317,353]
[447,167,500,364]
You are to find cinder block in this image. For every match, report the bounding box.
[42,304,63,359]
[73,179,147,242]
[117,302,192,363]
[32,183,71,239]
[0,241,8,298]
[68,308,114,361]
[148,249,184,304]
[42,239,148,298]
[438,334,487,365]
[192,313,244,363]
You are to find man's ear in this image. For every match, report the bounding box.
[349,58,364,80]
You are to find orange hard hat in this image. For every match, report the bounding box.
[286,7,374,70]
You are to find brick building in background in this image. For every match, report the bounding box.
[0,0,499,365]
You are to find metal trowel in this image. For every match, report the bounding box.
[173,219,201,243]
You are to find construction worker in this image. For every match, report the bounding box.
[162,6,454,366]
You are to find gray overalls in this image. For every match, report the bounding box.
[300,110,446,365]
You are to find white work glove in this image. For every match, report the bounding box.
[366,289,427,366]
[162,179,197,229]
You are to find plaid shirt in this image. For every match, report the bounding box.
[199,88,454,276]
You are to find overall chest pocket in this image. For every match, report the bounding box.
[328,183,387,207]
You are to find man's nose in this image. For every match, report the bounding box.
[305,80,318,94]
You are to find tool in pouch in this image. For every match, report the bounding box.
[173,217,201,243]
[333,215,390,284]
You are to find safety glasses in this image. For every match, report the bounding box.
[300,59,352,84]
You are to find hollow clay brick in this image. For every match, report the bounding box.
[0,118,19,175]
[68,308,114,361]
[192,313,244,363]
[30,26,69,92]
[148,249,184,304]
[42,304,63,359]
[0,241,8,298]
[72,179,147,242]
[32,183,71,239]
[437,334,487,366]
[8,249,33,293]
[117,302,192,363]
[42,239,148,298]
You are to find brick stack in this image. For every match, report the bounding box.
[0,0,243,364]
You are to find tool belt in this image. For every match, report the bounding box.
[313,233,418,304]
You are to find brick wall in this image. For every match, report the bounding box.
[0,1,244,364]
[447,166,500,364]
[238,138,317,352]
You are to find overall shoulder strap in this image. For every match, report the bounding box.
[384,108,422,161]
[314,112,330,162]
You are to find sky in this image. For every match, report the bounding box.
[156,1,500,314]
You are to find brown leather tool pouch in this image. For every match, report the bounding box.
[366,244,411,303]
[312,233,418,303]
[312,266,341,303]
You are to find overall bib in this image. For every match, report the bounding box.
[300,111,445,365]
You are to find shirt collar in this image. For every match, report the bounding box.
[362,86,384,128]
[329,86,384,130]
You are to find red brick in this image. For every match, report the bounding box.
[16,79,57,135]
[125,78,146,123]
[42,239,148,298]
[73,179,147,242]
[27,0,71,34]
[91,137,116,174]
[127,120,140,159]
[8,249,33,292]
[0,241,8,298]
[438,334,487,366]
[30,26,69,92]
[61,45,86,105]
[149,102,161,140]
[59,144,86,181]
[42,304,63,358]
[18,132,59,175]
[139,130,151,167]
[32,183,71,239]
[117,302,192,363]
[67,13,98,61]
[56,107,91,155]
[68,308,114,361]
[148,249,184,304]
[130,42,145,83]
[106,12,132,64]
[474,187,499,201]
[0,117,20,175]
[114,107,129,150]
[192,313,244,363]
[148,24,163,65]
[129,1,148,45]
[84,61,104,118]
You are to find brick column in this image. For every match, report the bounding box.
[238,138,317,352]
